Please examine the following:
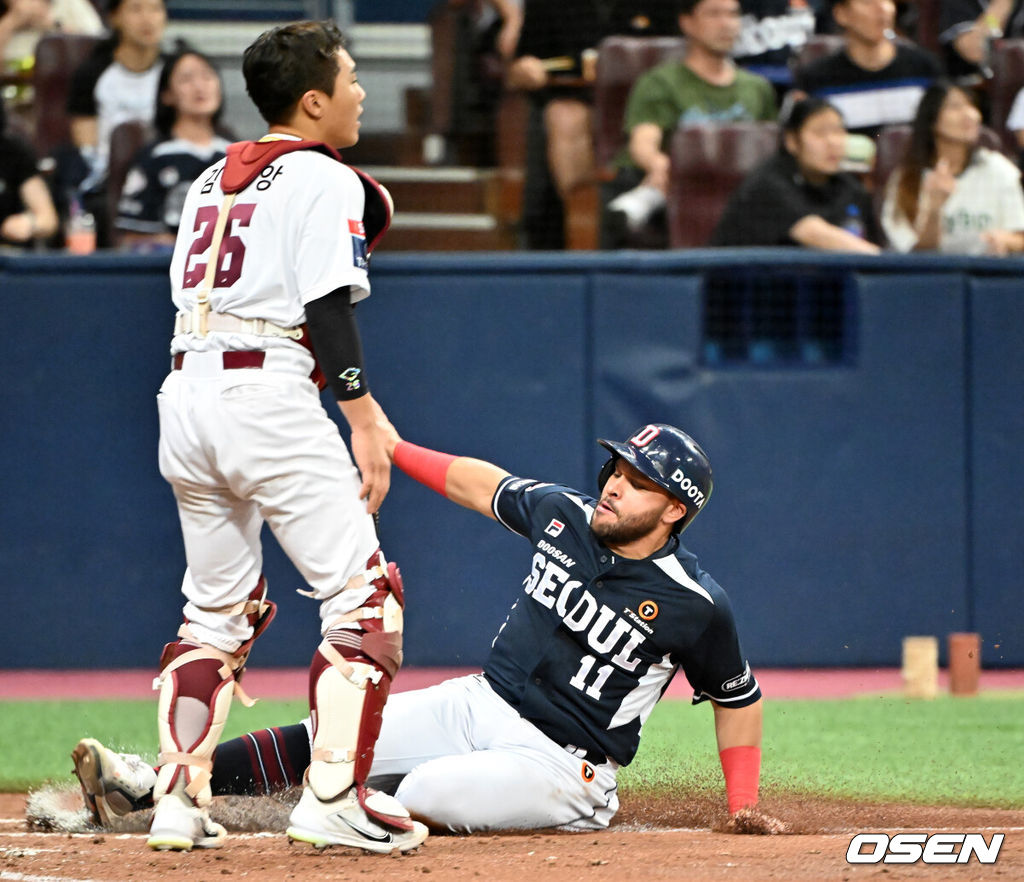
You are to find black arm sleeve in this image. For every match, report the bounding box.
[304,286,368,401]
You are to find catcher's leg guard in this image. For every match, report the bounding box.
[153,576,276,807]
[306,549,409,829]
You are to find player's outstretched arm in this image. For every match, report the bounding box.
[712,699,786,834]
[373,405,509,519]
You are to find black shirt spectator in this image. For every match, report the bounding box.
[711,97,883,248]
[0,99,59,248]
[712,150,881,243]
[795,43,941,137]
[515,0,679,82]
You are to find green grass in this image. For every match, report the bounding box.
[623,693,1024,807]
[0,698,305,792]
[2,694,1022,807]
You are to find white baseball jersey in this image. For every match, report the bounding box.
[157,135,383,649]
[168,134,371,354]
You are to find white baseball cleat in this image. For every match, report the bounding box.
[286,785,428,853]
[71,737,157,825]
[146,793,228,851]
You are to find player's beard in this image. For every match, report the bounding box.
[589,503,663,547]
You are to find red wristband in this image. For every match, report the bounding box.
[393,441,457,497]
[719,745,760,814]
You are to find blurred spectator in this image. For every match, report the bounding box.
[507,0,679,248]
[0,0,102,66]
[0,0,103,126]
[115,47,231,249]
[480,0,523,60]
[0,94,58,247]
[429,0,522,165]
[61,0,167,245]
[882,80,1024,252]
[733,0,817,75]
[711,96,882,249]
[794,0,941,137]
[938,0,1024,81]
[602,0,777,247]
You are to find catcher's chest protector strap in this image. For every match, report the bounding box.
[220,136,393,252]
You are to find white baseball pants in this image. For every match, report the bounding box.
[157,348,380,651]
[370,674,620,832]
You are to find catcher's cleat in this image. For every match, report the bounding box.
[286,785,428,854]
[147,793,227,851]
[71,738,157,825]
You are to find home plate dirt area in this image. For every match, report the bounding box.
[2,669,1022,880]
[2,791,1023,882]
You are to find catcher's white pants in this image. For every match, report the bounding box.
[157,349,380,651]
[370,674,620,832]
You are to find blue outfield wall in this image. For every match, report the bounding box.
[0,249,1020,670]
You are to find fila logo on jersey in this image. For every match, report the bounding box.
[545,519,565,537]
[349,219,368,270]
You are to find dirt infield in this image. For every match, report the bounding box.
[3,792,1022,881]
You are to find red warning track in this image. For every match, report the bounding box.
[1,667,1022,700]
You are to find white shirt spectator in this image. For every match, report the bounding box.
[882,147,1024,253]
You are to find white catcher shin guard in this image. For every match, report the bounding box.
[295,550,413,835]
[149,577,275,850]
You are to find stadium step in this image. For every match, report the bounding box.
[360,164,518,252]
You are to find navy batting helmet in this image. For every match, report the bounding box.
[596,424,713,534]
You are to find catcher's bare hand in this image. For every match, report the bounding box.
[349,421,391,514]
[725,807,787,835]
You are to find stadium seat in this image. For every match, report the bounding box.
[592,35,688,173]
[914,0,942,53]
[988,38,1024,154]
[789,33,844,76]
[666,121,780,247]
[32,33,100,158]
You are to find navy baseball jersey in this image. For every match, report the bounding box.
[483,477,760,767]
[117,137,230,236]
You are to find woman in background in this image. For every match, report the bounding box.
[711,97,882,252]
[0,93,58,248]
[115,46,232,249]
[881,80,1024,254]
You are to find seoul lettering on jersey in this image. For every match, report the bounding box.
[523,552,646,673]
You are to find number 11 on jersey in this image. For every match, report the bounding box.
[570,654,614,699]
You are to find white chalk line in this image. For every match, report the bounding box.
[0,828,277,841]
[2,872,97,882]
